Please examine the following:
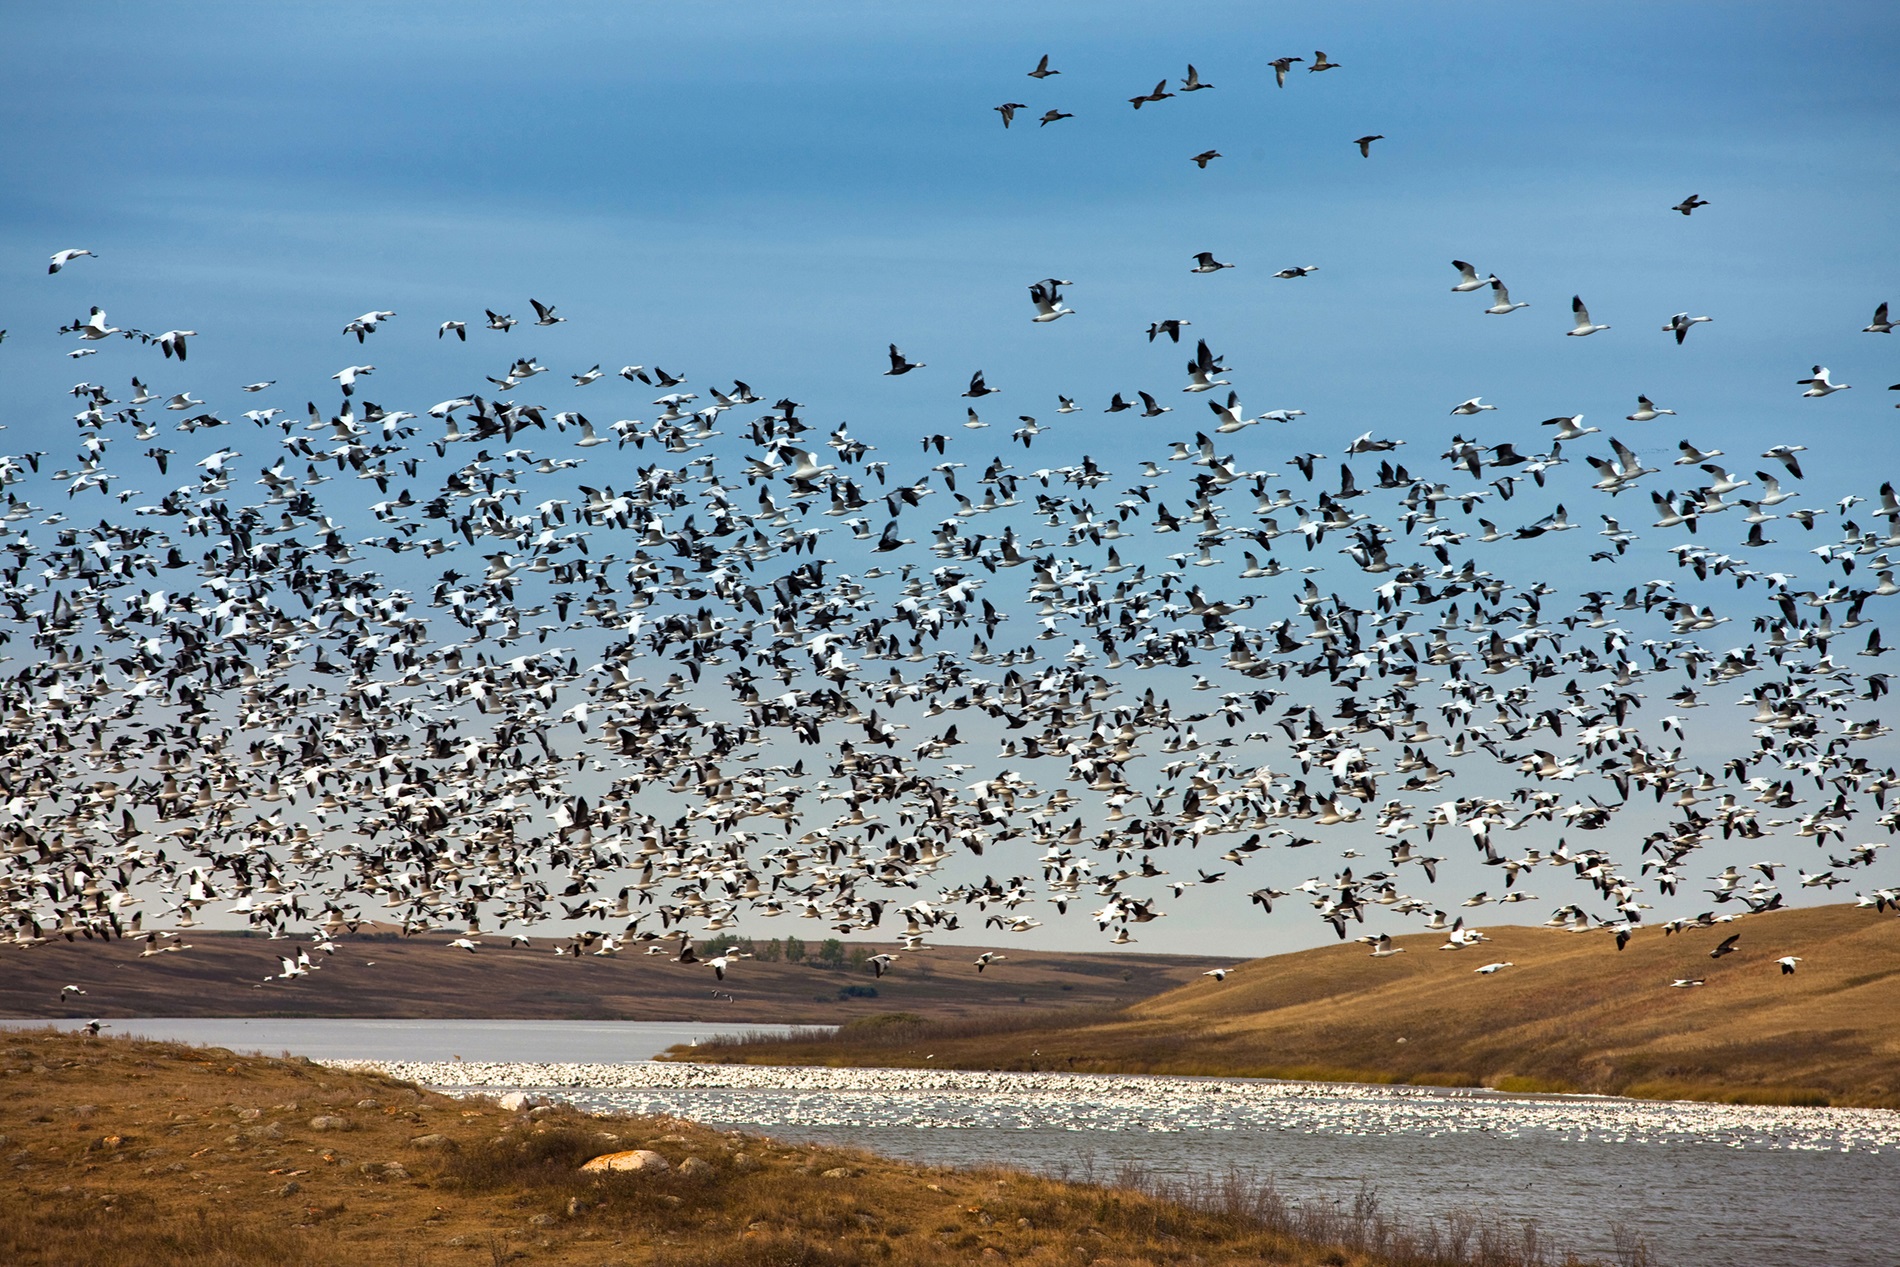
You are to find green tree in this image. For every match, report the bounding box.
[817,938,846,967]
[753,937,781,962]
[783,935,806,963]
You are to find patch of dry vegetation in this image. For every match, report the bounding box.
[0,1029,1634,1267]
[685,905,1900,1108]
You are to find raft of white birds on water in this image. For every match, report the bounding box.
[327,1060,1897,1153]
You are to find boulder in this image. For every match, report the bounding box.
[580,1149,670,1174]
[308,1115,350,1131]
[678,1156,714,1178]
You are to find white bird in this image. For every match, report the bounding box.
[1798,366,1851,396]
[332,364,375,395]
[1201,967,1231,981]
[1776,956,1802,974]
[439,320,467,341]
[1451,397,1497,416]
[72,307,120,340]
[1864,302,1892,334]
[1663,312,1713,344]
[1567,295,1610,336]
[49,248,96,274]
[973,951,1006,972]
[1473,961,1514,975]
[1627,395,1676,421]
[1190,252,1234,274]
[1483,277,1528,315]
[1029,280,1074,322]
[1450,260,1488,292]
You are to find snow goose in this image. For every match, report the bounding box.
[49,248,96,273]
[1450,260,1487,292]
[1191,251,1233,273]
[1627,394,1675,421]
[884,344,925,375]
[1450,397,1497,415]
[1798,366,1850,396]
[1864,302,1892,334]
[1566,295,1610,336]
[1484,277,1527,314]
[1029,281,1074,322]
[1663,312,1712,343]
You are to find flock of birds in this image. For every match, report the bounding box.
[6,48,1899,1009]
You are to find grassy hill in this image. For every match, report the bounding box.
[0,928,1231,1025]
[681,904,1900,1108]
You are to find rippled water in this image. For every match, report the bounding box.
[352,1060,1900,1267]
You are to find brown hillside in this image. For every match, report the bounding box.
[0,929,1230,1025]
[686,905,1900,1108]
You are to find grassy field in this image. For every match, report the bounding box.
[0,930,1231,1025]
[678,904,1900,1108]
[0,1029,1622,1267]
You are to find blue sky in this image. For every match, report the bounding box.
[3,2,1899,955]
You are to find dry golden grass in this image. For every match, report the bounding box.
[0,1029,1624,1267]
[685,904,1900,1108]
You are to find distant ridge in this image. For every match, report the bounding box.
[685,904,1900,1108]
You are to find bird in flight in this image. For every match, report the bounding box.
[1129,80,1174,109]
[1567,295,1610,336]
